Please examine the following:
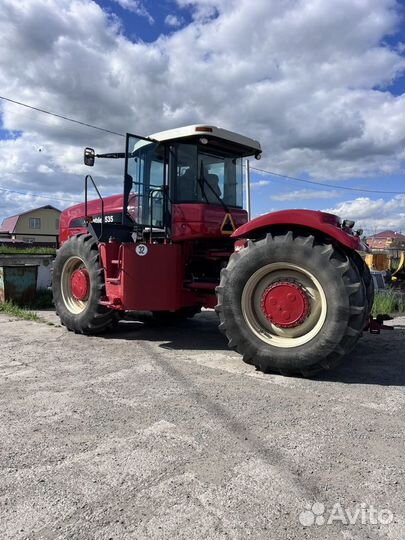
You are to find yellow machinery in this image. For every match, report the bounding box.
[365,251,405,286]
[392,251,405,277]
[365,252,389,272]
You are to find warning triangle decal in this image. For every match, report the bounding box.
[220,213,236,235]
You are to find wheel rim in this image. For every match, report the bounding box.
[241,262,327,348]
[61,256,90,314]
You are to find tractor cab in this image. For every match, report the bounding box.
[122,125,261,241]
[60,125,261,245]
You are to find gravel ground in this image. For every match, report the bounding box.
[0,310,404,540]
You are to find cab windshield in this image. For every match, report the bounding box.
[173,142,244,208]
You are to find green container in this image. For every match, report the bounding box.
[0,265,38,306]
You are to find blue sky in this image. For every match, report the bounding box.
[95,0,194,42]
[0,0,404,233]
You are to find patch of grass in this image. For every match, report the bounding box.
[372,289,405,316]
[0,301,40,321]
[0,246,56,255]
[0,289,54,320]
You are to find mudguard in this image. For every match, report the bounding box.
[232,209,369,252]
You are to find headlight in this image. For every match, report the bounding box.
[342,219,355,229]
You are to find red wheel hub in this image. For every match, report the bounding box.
[261,281,310,328]
[70,269,89,301]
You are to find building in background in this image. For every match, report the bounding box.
[0,205,61,246]
[367,230,405,250]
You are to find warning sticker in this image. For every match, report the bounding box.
[220,213,236,235]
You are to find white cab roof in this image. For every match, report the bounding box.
[148,124,261,154]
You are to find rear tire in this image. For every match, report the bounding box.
[352,252,374,322]
[216,231,367,376]
[52,234,117,334]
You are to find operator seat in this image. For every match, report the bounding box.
[204,172,221,203]
[176,166,195,202]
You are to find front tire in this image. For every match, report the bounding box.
[216,231,366,376]
[52,234,117,334]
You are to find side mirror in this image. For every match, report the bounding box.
[84,147,95,167]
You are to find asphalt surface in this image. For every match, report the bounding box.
[0,310,404,540]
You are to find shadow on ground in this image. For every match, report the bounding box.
[102,311,404,386]
[103,311,229,351]
[314,334,405,386]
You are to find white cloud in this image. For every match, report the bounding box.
[111,0,154,24]
[175,0,223,21]
[251,180,271,189]
[0,0,403,224]
[37,164,54,174]
[0,188,81,223]
[271,189,342,201]
[324,195,405,233]
[165,14,184,28]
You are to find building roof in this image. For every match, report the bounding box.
[0,205,61,233]
[0,215,19,234]
[368,230,405,240]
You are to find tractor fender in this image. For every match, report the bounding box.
[232,209,369,252]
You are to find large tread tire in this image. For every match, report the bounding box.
[52,234,117,334]
[216,231,367,376]
[352,252,374,321]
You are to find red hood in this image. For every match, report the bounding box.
[59,194,125,243]
[61,194,125,222]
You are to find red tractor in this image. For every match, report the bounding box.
[53,125,373,376]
